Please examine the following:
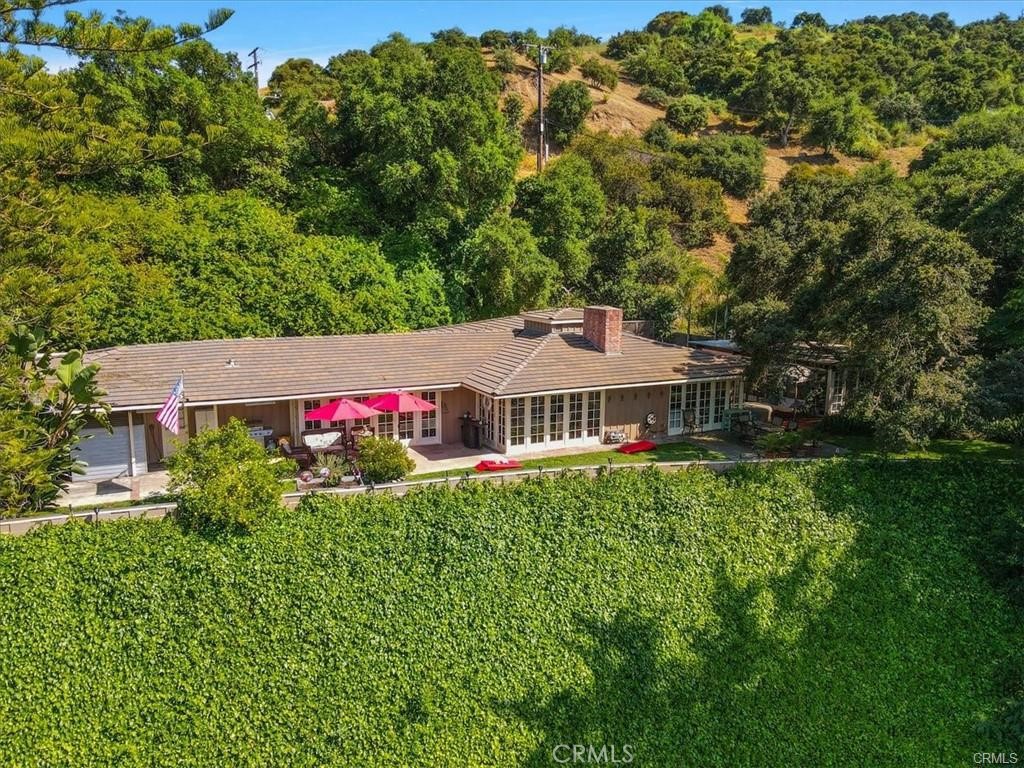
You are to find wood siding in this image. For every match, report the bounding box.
[603,385,671,441]
[442,387,476,444]
[217,402,293,443]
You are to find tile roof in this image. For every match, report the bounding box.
[87,312,745,409]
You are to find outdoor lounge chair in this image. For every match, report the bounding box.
[279,439,313,470]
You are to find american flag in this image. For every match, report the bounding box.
[156,376,184,435]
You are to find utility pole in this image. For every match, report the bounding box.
[523,43,552,173]
[247,47,261,90]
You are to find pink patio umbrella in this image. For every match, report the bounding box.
[363,391,437,413]
[304,398,381,422]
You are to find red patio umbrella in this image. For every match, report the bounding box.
[304,398,381,422]
[364,391,437,413]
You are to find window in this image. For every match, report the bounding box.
[713,381,728,425]
[398,410,414,440]
[530,396,545,444]
[684,384,697,417]
[669,385,683,431]
[351,395,371,430]
[420,391,437,438]
[377,411,393,438]
[568,393,583,439]
[510,397,525,446]
[698,382,712,425]
[586,391,601,436]
[480,395,494,444]
[303,399,321,431]
[549,394,564,442]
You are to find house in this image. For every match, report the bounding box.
[77,306,746,481]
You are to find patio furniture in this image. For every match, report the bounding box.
[279,438,313,470]
[304,398,381,423]
[364,391,437,414]
[604,429,628,444]
[682,409,702,435]
[475,459,523,472]
[300,427,348,457]
[618,440,656,454]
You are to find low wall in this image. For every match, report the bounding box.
[0,456,830,536]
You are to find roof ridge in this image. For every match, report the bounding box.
[488,332,556,394]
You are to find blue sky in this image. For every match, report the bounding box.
[29,1,1024,86]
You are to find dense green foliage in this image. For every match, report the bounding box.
[545,81,593,144]
[0,327,109,518]
[355,435,416,483]
[0,463,1020,764]
[166,419,282,530]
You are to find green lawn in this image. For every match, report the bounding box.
[824,434,1024,461]
[408,440,725,480]
[0,462,1020,765]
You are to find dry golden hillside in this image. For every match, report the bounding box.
[485,48,923,271]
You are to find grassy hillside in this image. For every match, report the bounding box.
[0,462,1020,765]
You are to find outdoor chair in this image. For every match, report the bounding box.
[279,439,313,471]
[682,409,702,435]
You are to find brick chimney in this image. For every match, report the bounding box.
[583,306,623,354]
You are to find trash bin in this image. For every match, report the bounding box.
[460,413,481,449]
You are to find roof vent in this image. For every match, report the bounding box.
[225,358,238,368]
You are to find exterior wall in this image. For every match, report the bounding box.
[442,387,476,445]
[603,385,671,441]
[217,401,292,444]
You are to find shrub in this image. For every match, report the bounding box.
[644,118,675,150]
[546,81,593,144]
[356,435,415,483]
[681,134,766,197]
[311,453,353,488]
[983,416,1024,446]
[755,429,804,455]
[638,85,671,108]
[0,464,1020,763]
[166,418,282,530]
[502,93,525,131]
[480,29,510,48]
[494,46,517,74]
[665,95,709,135]
[579,56,618,91]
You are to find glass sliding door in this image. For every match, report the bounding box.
[568,393,583,439]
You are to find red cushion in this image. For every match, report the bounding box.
[617,440,657,454]
[474,460,524,472]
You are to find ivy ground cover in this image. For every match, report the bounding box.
[0,461,1021,766]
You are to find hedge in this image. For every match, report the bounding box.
[0,461,1020,765]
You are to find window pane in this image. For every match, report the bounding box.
[698,382,712,425]
[510,397,525,446]
[548,394,564,442]
[586,391,601,435]
[669,385,683,429]
[420,391,437,438]
[399,411,414,440]
[377,411,393,437]
[530,397,545,443]
[480,395,493,443]
[568,393,583,439]
[303,399,321,431]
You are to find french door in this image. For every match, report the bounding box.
[668,380,735,434]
